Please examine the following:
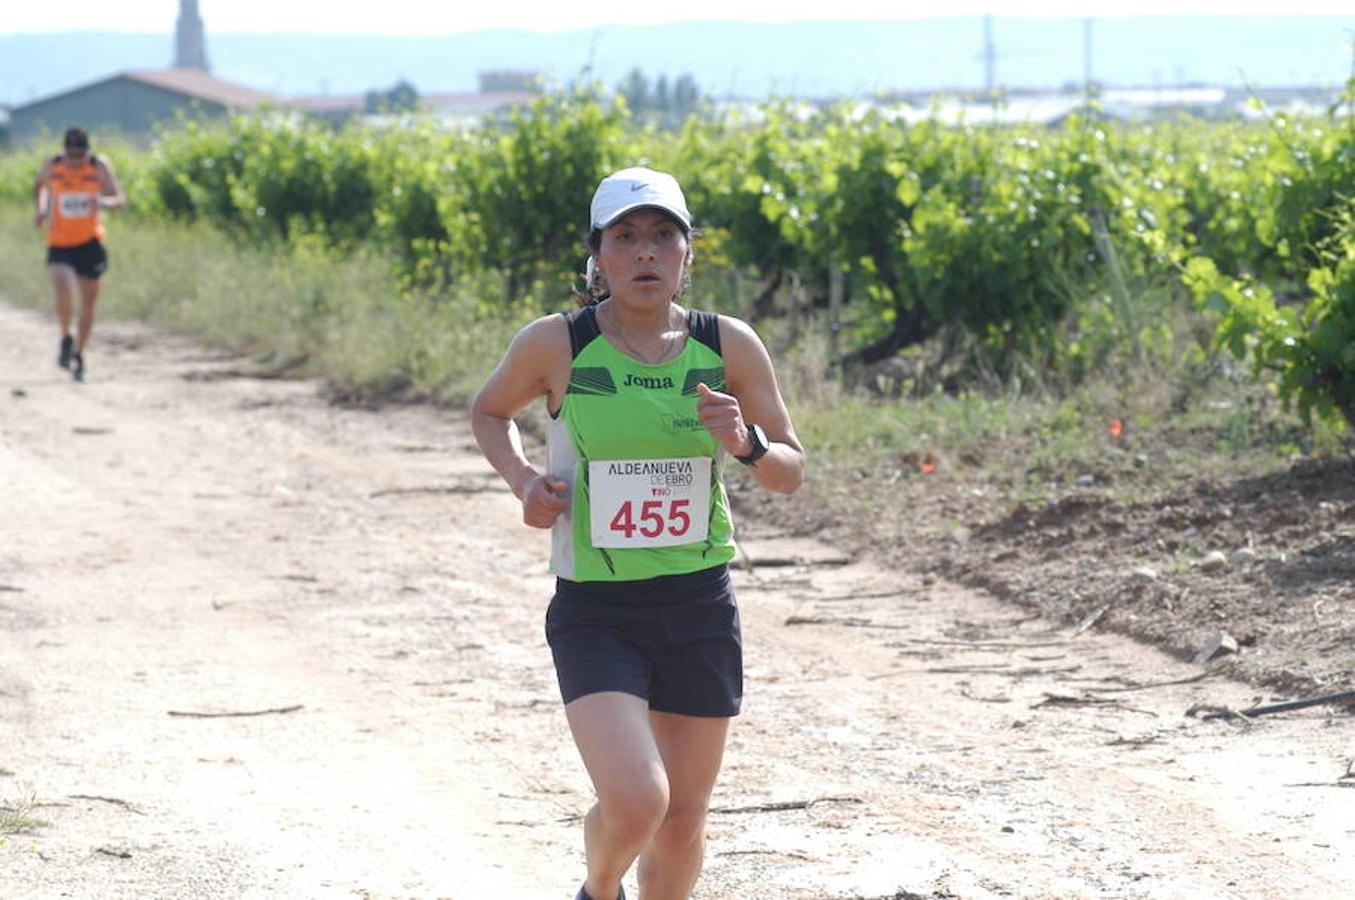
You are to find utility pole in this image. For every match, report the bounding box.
[582,29,600,79]
[1083,17,1094,101]
[983,14,996,96]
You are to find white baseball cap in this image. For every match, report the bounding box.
[589,167,691,232]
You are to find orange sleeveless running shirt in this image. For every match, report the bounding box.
[45,156,106,248]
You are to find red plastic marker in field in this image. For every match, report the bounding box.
[921,463,936,474]
[1110,419,1124,438]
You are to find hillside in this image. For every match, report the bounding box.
[3,15,1352,106]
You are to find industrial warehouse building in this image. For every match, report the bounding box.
[7,68,273,143]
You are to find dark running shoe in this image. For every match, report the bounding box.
[70,352,85,382]
[575,887,625,900]
[58,334,73,369]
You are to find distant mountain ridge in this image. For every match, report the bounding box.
[3,16,1351,108]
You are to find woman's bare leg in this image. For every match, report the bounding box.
[50,264,75,340]
[565,691,669,900]
[637,711,730,900]
[75,275,100,354]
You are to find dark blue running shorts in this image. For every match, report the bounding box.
[545,563,742,718]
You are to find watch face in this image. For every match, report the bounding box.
[738,424,769,464]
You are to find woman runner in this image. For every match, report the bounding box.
[471,166,805,899]
[33,126,126,382]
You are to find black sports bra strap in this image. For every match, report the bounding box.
[686,309,722,355]
[561,305,602,359]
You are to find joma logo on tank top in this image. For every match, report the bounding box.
[623,373,675,389]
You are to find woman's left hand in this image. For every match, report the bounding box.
[696,382,752,457]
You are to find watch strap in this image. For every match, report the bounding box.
[734,424,769,465]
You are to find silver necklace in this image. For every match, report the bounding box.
[602,304,685,365]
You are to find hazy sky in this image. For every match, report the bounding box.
[5,0,1352,34]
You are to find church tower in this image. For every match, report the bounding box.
[174,0,209,71]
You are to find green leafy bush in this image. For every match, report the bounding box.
[1185,236,1355,431]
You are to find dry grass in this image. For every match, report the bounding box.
[0,786,49,836]
[0,205,526,404]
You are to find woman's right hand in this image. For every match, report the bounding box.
[519,474,569,528]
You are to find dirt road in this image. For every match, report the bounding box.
[1,300,1351,899]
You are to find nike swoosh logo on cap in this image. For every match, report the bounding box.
[630,183,645,191]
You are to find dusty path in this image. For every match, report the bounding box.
[1,299,1351,900]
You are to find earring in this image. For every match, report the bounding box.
[589,259,608,299]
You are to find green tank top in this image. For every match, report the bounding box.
[546,304,737,582]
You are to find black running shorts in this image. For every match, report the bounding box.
[47,239,108,280]
[545,564,742,718]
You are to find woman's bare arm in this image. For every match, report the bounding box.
[470,315,572,526]
[32,160,52,226]
[95,157,127,209]
[698,315,805,494]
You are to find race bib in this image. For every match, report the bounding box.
[58,193,96,218]
[589,457,711,549]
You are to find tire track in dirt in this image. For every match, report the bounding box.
[1,300,1351,899]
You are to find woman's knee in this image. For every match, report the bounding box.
[651,801,709,854]
[599,777,669,839]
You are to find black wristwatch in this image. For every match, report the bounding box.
[734,423,770,466]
